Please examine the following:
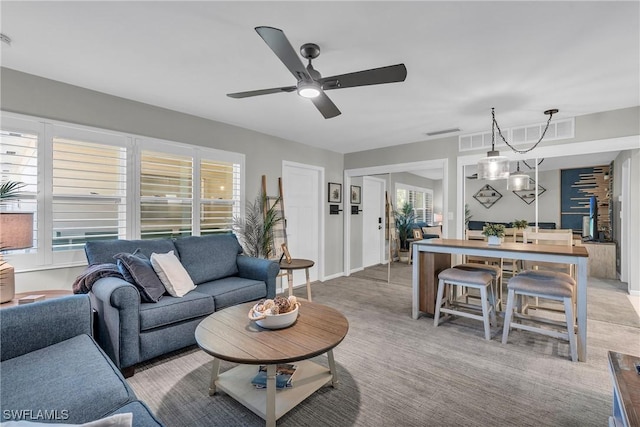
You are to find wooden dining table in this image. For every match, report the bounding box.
[411,238,590,361]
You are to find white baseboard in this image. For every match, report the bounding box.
[350,267,364,274]
[322,272,345,281]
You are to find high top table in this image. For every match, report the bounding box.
[195,300,348,427]
[411,238,590,361]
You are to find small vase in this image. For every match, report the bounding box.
[487,236,501,245]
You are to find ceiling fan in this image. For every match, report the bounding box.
[227,26,408,119]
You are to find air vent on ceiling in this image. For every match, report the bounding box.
[458,117,574,152]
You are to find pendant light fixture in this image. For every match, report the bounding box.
[508,161,531,191]
[477,107,558,180]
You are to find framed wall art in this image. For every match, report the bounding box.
[350,185,361,204]
[513,178,546,205]
[328,182,342,203]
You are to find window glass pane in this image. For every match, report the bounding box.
[200,159,238,234]
[0,130,38,252]
[140,150,192,239]
[52,138,126,250]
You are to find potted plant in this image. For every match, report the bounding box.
[482,222,505,245]
[465,203,472,229]
[232,193,282,259]
[512,219,528,230]
[395,202,416,260]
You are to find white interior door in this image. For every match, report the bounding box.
[282,163,321,287]
[362,176,385,267]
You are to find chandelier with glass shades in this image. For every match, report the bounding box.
[477,107,558,190]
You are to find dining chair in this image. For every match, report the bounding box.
[454,229,504,311]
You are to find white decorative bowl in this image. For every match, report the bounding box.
[249,304,299,330]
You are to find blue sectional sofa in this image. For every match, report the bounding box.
[84,234,279,375]
[0,295,163,426]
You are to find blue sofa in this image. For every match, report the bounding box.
[0,295,163,426]
[84,234,279,375]
[467,220,556,230]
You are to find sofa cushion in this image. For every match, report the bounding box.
[114,250,165,303]
[173,234,242,285]
[138,291,214,331]
[109,401,164,427]
[0,335,134,424]
[85,239,177,265]
[196,276,266,310]
[150,251,196,297]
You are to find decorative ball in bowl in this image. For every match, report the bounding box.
[248,296,300,330]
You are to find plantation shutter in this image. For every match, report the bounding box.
[140,150,193,239]
[0,129,38,250]
[200,159,240,234]
[52,137,127,250]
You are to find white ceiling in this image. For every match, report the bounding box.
[1,1,638,155]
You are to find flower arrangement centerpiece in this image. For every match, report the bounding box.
[482,223,506,245]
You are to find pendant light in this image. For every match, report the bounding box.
[508,161,531,191]
[477,108,509,180]
[477,107,558,180]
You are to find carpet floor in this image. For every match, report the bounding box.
[128,263,639,426]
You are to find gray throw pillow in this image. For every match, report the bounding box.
[113,249,165,303]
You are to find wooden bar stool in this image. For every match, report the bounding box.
[501,275,577,362]
[434,268,497,340]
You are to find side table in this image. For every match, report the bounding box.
[279,259,314,301]
[0,290,73,309]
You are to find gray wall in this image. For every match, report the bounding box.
[1,67,344,289]
[465,170,560,226]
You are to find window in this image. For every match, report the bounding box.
[140,150,193,239]
[2,112,245,271]
[200,159,240,235]
[396,184,433,224]
[0,128,38,252]
[52,135,127,250]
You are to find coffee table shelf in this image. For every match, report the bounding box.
[216,360,333,421]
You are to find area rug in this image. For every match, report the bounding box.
[128,265,639,426]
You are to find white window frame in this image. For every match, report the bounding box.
[395,183,434,224]
[2,111,245,272]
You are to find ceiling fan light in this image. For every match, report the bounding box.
[297,81,321,98]
[477,150,510,180]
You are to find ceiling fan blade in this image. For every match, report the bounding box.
[227,86,296,99]
[310,92,341,119]
[320,63,407,90]
[255,26,311,82]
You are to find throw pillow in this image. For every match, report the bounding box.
[113,249,165,303]
[150,250,196,297]
[1,413,132,427]
[422,226,442,238]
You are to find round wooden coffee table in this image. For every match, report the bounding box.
[195,300,348,427]
[279,258,314,301]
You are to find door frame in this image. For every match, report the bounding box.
[282,160,325,282]
[343,158,449,276]
[362,175,387,268]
